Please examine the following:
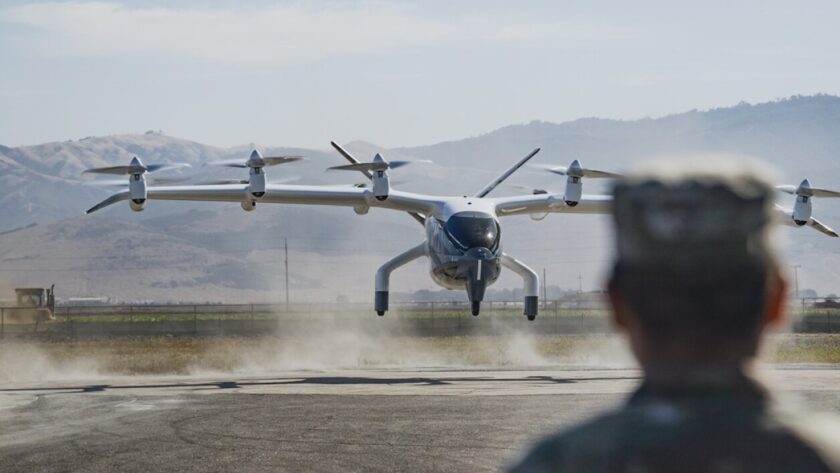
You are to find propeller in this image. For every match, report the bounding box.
[83,176,188,187]
[330,140,427,226]
[777,179,840,198]
[532,160,620,178]
[327,153,431,173]
[83,156,190,175]
[810,218,839,237]
[208,149,303,168]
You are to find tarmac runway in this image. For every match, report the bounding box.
[2,365,840,472]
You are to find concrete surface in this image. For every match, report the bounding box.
[2,365,840,472]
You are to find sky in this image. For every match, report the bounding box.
[1,0,840,149]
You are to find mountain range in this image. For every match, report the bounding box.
[2,95,840,302]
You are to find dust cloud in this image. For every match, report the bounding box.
[0,343,104,383]
[190,317,636,375]
[0,319,637,384]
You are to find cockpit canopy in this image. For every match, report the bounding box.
[443,212,500,251]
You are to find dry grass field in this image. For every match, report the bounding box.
[1,333,837,381]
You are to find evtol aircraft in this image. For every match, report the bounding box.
[83,143,840,320]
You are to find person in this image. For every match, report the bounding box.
[509,164,840,473]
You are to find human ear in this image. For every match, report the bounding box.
[763,272,788,328]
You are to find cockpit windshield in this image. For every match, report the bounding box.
[444,212,500,250]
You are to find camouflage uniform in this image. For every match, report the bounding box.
[510,372,840,472]
[510,166,840,473]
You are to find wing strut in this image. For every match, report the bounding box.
[473,148,541,198]
[330,141,426,226]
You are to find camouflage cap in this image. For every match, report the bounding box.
[612,163,777,272]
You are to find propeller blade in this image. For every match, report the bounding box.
[208,156,302,168]
[83,162,190,175]
[327,159,430,172]
[83,176,189,187]
[207,159,248,168]
[389,160,433,169]
[776,184,840,197]
[810,217,839,237]
[85,191,130,214]
[145,163,191,173]
[328,162,387,172]
[82,165,134,175]
[811,188,840,198]
[583,169,621,178]
[776,185,797,195]
[531,163,620,178]
[263,156,304,166]
[330,141,370,178]
[474,148,541,198]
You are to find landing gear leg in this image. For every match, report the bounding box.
[375,291,388,316]
[501,252,539,321]
[374,242,427,316]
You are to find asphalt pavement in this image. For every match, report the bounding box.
[2,366,839,472]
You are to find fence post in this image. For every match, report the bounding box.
[801,297,806,329]
[193,305,198,334]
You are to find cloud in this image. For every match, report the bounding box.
[0,1,629,65]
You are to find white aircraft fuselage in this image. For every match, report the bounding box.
[425,200,502,291]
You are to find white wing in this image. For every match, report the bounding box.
[490,193,612,217]
[86,183,443,216]
[774,205,839,237]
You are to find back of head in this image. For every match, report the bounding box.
[609,162,782,354]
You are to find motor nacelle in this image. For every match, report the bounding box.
[793,195,811,226]
[127,172,148,211]
[248,166,266,198]
[129,172,147,198]
[130,199,146,212]
[563,160,583,206]
[564,176,582,206]
[371,153,391,200]
[241,200,256,212]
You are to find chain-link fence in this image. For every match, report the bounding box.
[0,300,613,340]
[1,298,837,341]
[791,297,840,333]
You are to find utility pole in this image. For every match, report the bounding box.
[578,273,583,294]
[792,264,801,299]
[284,237,290,308]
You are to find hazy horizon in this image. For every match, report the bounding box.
[2,1,840,149]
